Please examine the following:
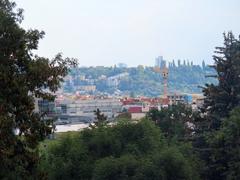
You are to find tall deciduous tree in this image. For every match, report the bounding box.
[0,0,76,178]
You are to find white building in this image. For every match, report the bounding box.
[155,56,167,68]
[58,98,122,119]
[107,72,129,87]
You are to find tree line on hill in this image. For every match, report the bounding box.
[1,0,240,179]
[66,60,217,96]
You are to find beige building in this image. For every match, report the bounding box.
[77,85,96,92]
[131,113,146,120]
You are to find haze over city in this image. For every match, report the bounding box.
[15,0,240,67]
[3,0,240,179]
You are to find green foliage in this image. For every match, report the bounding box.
[66,64,216,96]
[2,1,238,179]
[92,150,199,180]
[40,120,201,179]
[151,147,197,180]
[91,108,108,128]
[147,104,199,140]
[194,32,240,180]
[92,155,140,180]
[202,32,240,130]
[204,108,240,180]
[0,1,76,178]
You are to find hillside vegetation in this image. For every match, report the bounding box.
[66,63,217,96]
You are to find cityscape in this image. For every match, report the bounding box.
[62,57,216,96]
[1,0,240,179]
[36,57,208,132]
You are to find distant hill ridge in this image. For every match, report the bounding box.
[64,62,217,96]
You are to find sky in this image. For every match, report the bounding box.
[15,0,240,67]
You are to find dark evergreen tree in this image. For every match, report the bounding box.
[202,60,206,69]
[168,62,172,68]
[183,60,186,66]
[193,32,240,180]
[178,59,181,66]
[172,59,176,67]
[0,1,76,178]
[202,32,240,130]
[92,108,107,127]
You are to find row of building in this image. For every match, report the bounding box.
[36,93,204,124]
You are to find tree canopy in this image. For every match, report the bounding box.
[194,32,240,180]
[206,108,240,180]
[40,120,201,180]
[202,32,240,130]
[147,104,199,140]
[0,0,76,178]
[1,0,240,179]
[65,63,216,96]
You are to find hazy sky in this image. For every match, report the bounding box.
[15,0,240,67]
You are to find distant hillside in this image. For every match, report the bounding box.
[64,62,217,97]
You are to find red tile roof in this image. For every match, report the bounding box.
[128,107,142,113]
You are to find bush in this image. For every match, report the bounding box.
[40,119,201,179]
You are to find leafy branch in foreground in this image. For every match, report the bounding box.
[0,0,77,178]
